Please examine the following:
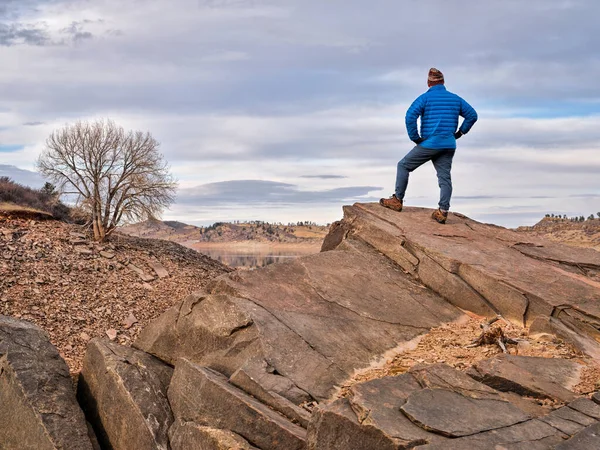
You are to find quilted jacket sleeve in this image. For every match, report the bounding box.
[405,95,425,142]
[458,98,478,134]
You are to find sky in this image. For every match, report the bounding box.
[1,0,599,227]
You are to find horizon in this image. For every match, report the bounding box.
[1,1,599,229]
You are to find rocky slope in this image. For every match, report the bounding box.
[0,209,231,374]
[517,217,600,250]
[119,219,329,244]
[3,203,600,449]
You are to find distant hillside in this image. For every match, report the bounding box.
[119,219,330,244]
[0,177,72,221]
[516,216,600,250]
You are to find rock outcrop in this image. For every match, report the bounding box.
[325,204,600,358]
[135,237,463,402]
[0,316,93,449]
[6,203,600,449]
[77,339,174,450]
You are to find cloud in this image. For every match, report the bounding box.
[300,175,347,179]
[0,22,49,46]
[177,180,381,206]
[0,0,598,227]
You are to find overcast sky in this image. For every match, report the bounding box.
[1,0,599,227]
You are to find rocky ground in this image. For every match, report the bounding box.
[0,210,231,375]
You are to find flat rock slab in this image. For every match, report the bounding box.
[468,354,581,402]
[409,363,549,418]
[149,260,169,279]
[127,263,155,282]
[0,315,93,450]
[137,238,463,401]
[401,388,531,437]
[169,420,258,450]
[230,359,311,428]
[539,406,597,436]
[332,204,600,354]
[77,338,174,450]
[568,398,600,420]
[307,397,409,450]
[348,373,444,446]
[555,422,600,449]
[168,359,306,450]
[419,419,565,450]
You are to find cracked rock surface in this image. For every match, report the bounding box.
[135,236,463,402]
[77,338,174,450]
[0,315,93,449]
[48,203,600,449]
[329,204,600,359]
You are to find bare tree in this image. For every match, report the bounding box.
[37,119,177,241]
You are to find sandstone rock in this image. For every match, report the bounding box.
[419,419,565,450]
[555,422,600,449]
[307,397,404,450]
[569,397,600,420]
[347,373,445,446]
[169,420,258,450]
[401,388,531,437]
[539,406,597,435]
[230,357,312,405]
[137,238,463,402]
[408,363,548,417]
[168,359,306,450]
[0,316,93,450]
[468,354,581,402]
[123,312,138,329]
[327,204,600,353]
[77,339,173,450]
[149,259,169,278]
[529,316,600,361]
[127,263,155,282]
[105,328,117,340]
[99,251,115,259]
[230,359,311,427]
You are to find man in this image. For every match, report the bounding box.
[380,68,477,224]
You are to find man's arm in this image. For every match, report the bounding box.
[458,98,478,135]
[405,96,425,143]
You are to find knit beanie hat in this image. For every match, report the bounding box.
[428,68,444,83]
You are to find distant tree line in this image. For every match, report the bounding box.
[544,213,600,222]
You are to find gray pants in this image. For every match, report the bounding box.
[395,145,456,211]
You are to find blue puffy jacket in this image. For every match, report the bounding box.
[405,84,478,150]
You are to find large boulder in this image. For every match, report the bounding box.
[325,204,600,356]
[168,359,306,450]
[135,237,463,402]
[0,316,93,450]
[77,338,174,450]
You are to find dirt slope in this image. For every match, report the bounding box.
[0,210,231,374]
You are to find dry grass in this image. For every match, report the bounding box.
[339,316,600,398]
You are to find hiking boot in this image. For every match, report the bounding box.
[431,209,448,224]
[379,195,403,212]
